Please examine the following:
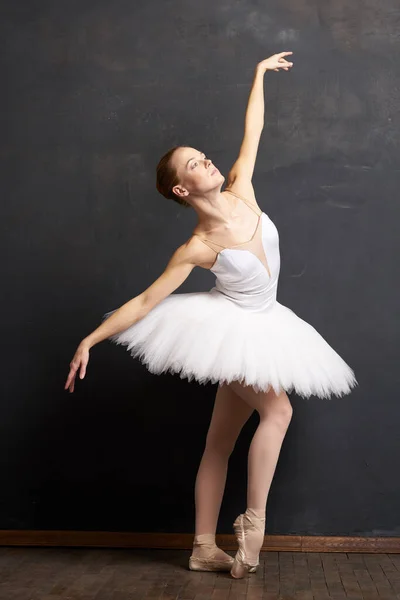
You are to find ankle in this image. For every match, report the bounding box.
[192,533,224,560]
[246,507,266,519]
[244,508,266,534]
[192,533,217,555]
[193,533,216,545]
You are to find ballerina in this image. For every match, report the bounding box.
[65,51,357,578]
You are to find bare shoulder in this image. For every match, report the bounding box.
[174,234,216,271]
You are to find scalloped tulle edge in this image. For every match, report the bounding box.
[101,295,358,400]
[116,340,358,399]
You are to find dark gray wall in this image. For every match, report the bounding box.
[1,0,399,536]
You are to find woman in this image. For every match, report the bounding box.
[65,52,358,579]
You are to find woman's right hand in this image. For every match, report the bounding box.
[65,340,91,393]
[257,51,293,73]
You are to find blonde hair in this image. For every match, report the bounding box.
[155,146,190,208]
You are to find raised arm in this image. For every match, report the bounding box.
[227,52,294,188]
[64,241,199,392]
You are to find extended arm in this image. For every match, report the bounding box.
[64,241,198,392]
[87,245,196,347]
[228,52,293,184]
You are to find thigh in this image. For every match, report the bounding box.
[228,381,293,420]
[204,382,255,454]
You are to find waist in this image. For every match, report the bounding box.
[210,285,277,312]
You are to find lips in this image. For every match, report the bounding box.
[211,167,218,175]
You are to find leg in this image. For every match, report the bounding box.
[190,382,254,570]
[228,382,293,577]
[194,381,255,535]
[229,382,293,511]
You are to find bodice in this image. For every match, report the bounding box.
[209,213,280,312]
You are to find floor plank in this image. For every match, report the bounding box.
[0,547,399,599]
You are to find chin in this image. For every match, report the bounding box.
[212,176,224,191]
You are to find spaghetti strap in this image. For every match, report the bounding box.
[224,188,261,216]
[192,189,262,251]
[192,233,223,250]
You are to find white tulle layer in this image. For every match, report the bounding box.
[102,290,358,399]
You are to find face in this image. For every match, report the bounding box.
[171,147,225,199]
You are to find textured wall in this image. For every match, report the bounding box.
[1,0,399,536]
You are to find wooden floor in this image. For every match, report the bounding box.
[0,547,399,599]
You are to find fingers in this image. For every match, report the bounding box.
[276,51,294,69]
[69,370,77,393]
[79,351,89,380]
[64,369,74,390]
[65,347,90,392]
[276,58,293,71]
[65,368,76,392]
[65,358,80,392]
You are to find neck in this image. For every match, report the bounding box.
[190,189,239,230]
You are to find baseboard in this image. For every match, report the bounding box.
[0,531,399,553]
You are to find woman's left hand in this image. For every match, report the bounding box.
[257,52,294,73]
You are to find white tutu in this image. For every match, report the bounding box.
[102,193,358,399]
[102,289,358,399]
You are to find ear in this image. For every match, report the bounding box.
[172,185,189,198]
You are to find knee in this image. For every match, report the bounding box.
[204,442,234,460]
[268,407,293,432]
[272,410,292,432]
[264,392,293,430]
[204,432,232,456]
[204,434,235,458]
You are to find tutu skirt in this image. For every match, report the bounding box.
[102,289,358,399]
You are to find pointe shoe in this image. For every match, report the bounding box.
[189,546,256,573]
[189,533,234,572]
[188,554,234,572]
[230,509,266,579]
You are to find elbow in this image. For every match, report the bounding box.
[138,294,151,319]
